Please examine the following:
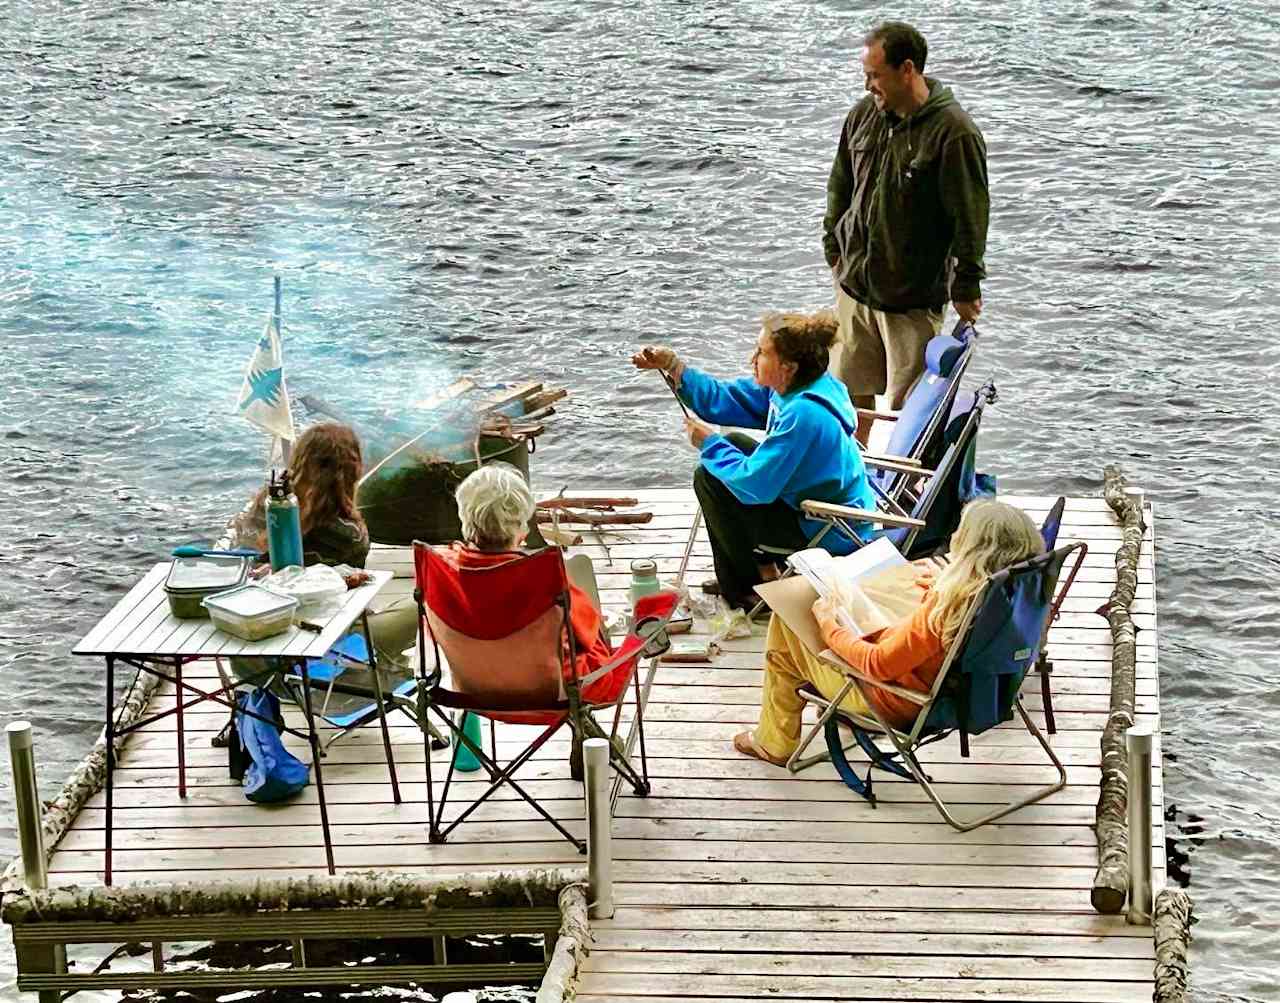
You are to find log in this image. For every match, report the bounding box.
[1,867,586,925]
[521,405,557,422]
[535,511,653,526]
[1152,887,1193,1003]
[541,526,584,547]
[537,497,640,511]
[410,377,476,411]
[536,883,591,1003]
[481,381,543,412]
[1,667,165,893]
[524,388,568,412]
[1091,465,1146,913]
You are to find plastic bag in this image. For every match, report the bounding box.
[708,598,753,643]
[264,564,348,619]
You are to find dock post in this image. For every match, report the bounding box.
[583,737,614,919]
[8,721,66,1003]
[1126,724,1154,925]
[8,721,48,889]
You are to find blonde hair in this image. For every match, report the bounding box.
[455,462,534,550]
[927,500,1045,647]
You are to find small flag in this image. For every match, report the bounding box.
[235,313,295,441]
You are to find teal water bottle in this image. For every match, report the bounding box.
[265,469,304,571]
[452,712,484,772]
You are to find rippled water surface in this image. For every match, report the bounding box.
[2,2,1279,1001]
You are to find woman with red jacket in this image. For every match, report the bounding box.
[449,463,621,702]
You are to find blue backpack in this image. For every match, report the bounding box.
[234,687,310,803]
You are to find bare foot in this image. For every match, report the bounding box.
[732,730,788,767]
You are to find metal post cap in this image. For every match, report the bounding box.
[6,721,33,750]
[1125,724,1153,752]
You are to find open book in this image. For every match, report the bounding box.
[787,537,925,638]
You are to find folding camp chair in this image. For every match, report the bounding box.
[787,543,1085,832]
[860,319,976,506]
[739,380,997,621]
[794,380,997,562]
[1032,497,1088,734]
[413,543,678,851]
[675,323,977,588]
[280,633,449,751]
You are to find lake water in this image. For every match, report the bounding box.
[2,2,1278,1001]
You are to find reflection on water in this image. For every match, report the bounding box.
[2,2,1279,1001]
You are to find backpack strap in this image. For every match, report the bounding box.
[823,716,877,807]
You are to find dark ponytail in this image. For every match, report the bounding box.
[762,309,838,391]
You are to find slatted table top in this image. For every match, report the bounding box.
[71,565,392,660]
[43,490,1162,1002]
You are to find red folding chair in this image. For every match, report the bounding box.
[412,543,678,851]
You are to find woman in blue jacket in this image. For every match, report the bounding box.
[633,310,876,610]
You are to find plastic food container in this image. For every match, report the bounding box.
[201,584,299,641]
[164,556,250,618]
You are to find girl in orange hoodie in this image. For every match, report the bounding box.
[736,499,1045,766]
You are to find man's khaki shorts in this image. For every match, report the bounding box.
[832,284,944,408]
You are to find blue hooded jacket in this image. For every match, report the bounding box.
[679,367,877,554]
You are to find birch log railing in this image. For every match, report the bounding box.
[1091,465,1146,913]
[0,667,164,892]
[1152,887,1194,1003]
[536,883,591,1003]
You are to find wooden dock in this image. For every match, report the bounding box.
[41,489,1163,1001]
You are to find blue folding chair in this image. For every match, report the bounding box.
[788,543,1085,831]
[745,381,997,620]
[861,319,977,507]
[791,379,999,562]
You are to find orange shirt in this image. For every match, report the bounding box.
[818,591,946,728]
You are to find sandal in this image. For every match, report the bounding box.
[700,578,722,596]
[732,730,788,767]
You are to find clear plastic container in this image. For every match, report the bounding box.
[201,584,299,641]
[164,556,250,618]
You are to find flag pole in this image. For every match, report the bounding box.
[273,274,292,467]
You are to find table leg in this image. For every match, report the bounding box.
[104,655,115,887]
[298,659,336,875]
[363,611,401,804]
[175,657,187,798]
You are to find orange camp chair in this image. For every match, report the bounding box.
[413,543,677,851]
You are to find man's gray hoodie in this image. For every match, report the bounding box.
[824,78,988,313]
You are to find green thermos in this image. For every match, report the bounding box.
[629,559,661,607]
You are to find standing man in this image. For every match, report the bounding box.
[824,21,988,445]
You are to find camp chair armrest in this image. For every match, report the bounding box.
[800,499,926,530]
[817,649,931,706]
[578,636,645,688]
[855,407,899,422]
[861,455,935,477]
[862,452,920,467]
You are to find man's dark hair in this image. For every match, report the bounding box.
[865,21,927,72]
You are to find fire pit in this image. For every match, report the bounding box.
[357,434,534,546]
[355,381,562,546]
